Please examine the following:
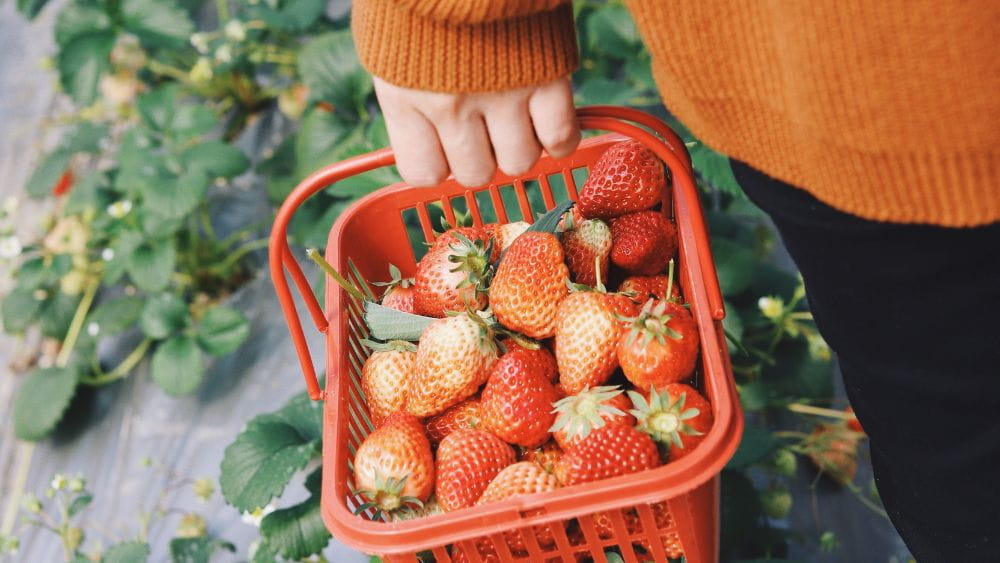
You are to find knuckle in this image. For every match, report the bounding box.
[454,165,496,187]
[498,149,540,176]
[540,125,580,156]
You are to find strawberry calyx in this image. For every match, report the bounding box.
[549,385,628,441]
[620,299,683,347]
[353,471,425,518]
[628,386,703,450]
[446,232,495,296]
[448,308,502,357]
[371,263,414,290]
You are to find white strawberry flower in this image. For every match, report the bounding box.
[101,248,115,262]
[225,20,247,42]
[107,200,133,219]
[87,322,100,337]
[241,504,275,527]
[0,236,22,259]
[757,296,784,321]
[2,196,18,216]
[190,33,210,54]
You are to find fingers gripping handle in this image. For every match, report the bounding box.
[270,107,724,401]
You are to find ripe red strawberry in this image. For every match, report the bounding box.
[352,413,434,516]
[480,350,561,447]
[618,300,699,388]
[436,429,516,512]
[550,385,636,450]
[554,424,659,486]
[609,211,677,276]
[491,232,569,339]
[588,502,682,559]
[578,139,665,219]
[561,218,612,287]
[845,406,865,433]
[485,221,530,253]
[413,227,493,317]
[518,441,563,473]
[629,383,713,461]
[425,397,481,445]
[407,314,497,417]
[477,462,561,550]
[374,264,417,314]
[501,340,558,383]
[360,340,416,426]
[554,292,628,395]
[619,274,683,305]
[805,423,862,486]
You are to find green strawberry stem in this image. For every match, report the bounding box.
[787,403,855,421]
[306,248,366,302]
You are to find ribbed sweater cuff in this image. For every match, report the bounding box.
[352,0,579,93]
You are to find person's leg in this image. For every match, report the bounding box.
[730,160,1000,562]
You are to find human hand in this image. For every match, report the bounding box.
[373,76,580,187]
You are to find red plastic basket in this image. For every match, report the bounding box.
[269,106,743,562]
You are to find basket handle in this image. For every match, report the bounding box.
[270,106,725,400]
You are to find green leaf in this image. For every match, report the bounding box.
[151,335,203,395]
[720,469,764,555]
[364,302,433,342]
[711,237,756,297]
[55,1,113,45]
[65,171,112,215]
[493,200,575,267]
[584,3,639,55]
[220,392,323,512]
[2,289,44,334]
[171,105,216,141]
[183,142,250,179]
[86,296,145,338]
[16,257,55,290]
[104,231,143,285]
[691,145,743,197]
[574,77,639,106]
[127,238,176,292]
[13,366,79,441]
[40,292,82,340]
[137,84,180,131]
[57,31,115,105]
[259,494,331,560]
[17,0,51,19]
[140,167,209,221]
[726,420,778,469]
[103,541,150,563]
[169,537,235,563]
[25,150,71,198]
[121,0,195,48]
[63,122,111,153]
[67,493,93,517]
[293,109,357,179]
[195,306,249,356]
[762,340,834,404]
[248,0,325,30]
[140,293,189,339]
[297,32,372,114]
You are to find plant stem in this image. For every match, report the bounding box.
[0,442,35,536]
[773,430,810,440]
[787,403,853,420]
[200,205,217,241]
[146,59,189,82]
[56,277,100,368]
[306,248,366,302]
[79,339,153,386]
[215,0,229,22]
[217,238,269,273]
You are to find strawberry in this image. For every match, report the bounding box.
[619,274,683,305]
[360,340,416,426]
[413,227,493,317]
[519,441,563,473]
[480,349,561,447]
[550,385,636,450]
[609,211,677,276]
[485,221,531,252]
[490,232,570,339]
[352,412,434,517]
[374,264,417,314]
[477,462,561,550]
[501,340,558,383]
[554,291,631,395]
[845,406,865,434]
[407,313,497,417]
[804,423,862,486]
[561,218,612,287]
[578,139,665,219]
[436,429,516,512]
[425,397,481,445]
[450,542,522,563]
[760,485,793,519]
[554,423,659,486]
[588,503,683,559]
[618,300,699,389]
[628,383,713,461]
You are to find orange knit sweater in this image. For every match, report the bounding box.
[353,0,999,227]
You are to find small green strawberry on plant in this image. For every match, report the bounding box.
[760,484,793,519]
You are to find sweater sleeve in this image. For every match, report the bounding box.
[352,0,579,93]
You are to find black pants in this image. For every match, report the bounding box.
[731,161,1000,562]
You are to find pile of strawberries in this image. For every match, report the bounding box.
[351,140,712,560]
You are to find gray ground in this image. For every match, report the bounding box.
[0,2,911,562]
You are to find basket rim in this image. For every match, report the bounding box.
[319,132,743,554]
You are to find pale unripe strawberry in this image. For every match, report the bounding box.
[360,340,416,427]
[353,413,434,515]
[407,314,497,417]
[554,292,626,395]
